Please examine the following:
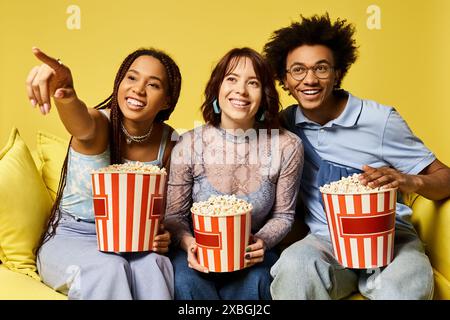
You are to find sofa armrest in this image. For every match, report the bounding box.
[409,194,450,299]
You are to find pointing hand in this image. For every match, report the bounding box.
[25,47,76,115]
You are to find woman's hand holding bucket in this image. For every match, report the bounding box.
[244,236,266,268]
[152,224,171,254]
[183,235,209,273]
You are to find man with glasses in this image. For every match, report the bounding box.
[263,13,450,299]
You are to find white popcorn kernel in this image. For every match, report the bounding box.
[191,194,253,216]
[319,173,383,194]
[92,162,166,174]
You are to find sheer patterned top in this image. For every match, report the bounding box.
[164,124,304,249]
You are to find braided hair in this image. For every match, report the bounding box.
[39,48,182,249]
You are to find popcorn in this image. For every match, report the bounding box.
[191,195,252,272]
[92,162,166,174]
[319,173,383,194]
[320,173,398,268]
[191,195,253,216]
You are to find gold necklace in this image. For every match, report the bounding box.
[121,123,153,144]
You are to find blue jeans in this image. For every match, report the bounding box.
[270,224,434,300]
[169,248,278,300]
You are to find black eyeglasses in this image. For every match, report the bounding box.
[286,63,334,81]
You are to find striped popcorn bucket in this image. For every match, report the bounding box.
[321,188,397,269]
[91,172,166,252]
[191,210,252,272]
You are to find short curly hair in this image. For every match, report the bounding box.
[263,13,358,89]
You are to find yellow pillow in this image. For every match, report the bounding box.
[37,131,69,201]
[0,128,53,280]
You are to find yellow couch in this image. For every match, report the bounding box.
[408,194,450,299]
[0,129,68,299]
[0,129,449,300]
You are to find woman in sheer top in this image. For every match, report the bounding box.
[164,47,304,300]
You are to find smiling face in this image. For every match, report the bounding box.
[218,57,262,130]
[117,55,169,124]
[284,45,341,118]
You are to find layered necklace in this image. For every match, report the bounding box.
[121,122,153,144]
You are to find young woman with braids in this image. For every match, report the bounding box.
[25,47,182,299]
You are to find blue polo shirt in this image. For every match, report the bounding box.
[287,92,436,236]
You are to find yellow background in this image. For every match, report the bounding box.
[1,0,449,164]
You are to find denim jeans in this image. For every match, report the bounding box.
[169,248,278,300]
[270,224,434,300]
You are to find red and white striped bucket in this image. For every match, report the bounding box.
[191,210,251,272]
[91,172,166,252]
[321,188,397,269]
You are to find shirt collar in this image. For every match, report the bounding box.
[294,91,363,127]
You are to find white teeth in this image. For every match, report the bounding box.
[230,99,249,106]
[127,98,145,107]
[302,90,320,95]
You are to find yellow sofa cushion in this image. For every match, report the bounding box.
[37,131,69,202]
[0,265,66,300]
[410,195,450,299]
[0,128,53,280]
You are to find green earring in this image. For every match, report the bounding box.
[213,99,221,114]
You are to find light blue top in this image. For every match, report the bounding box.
[61,116,170,222]
[286,91,436,236]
